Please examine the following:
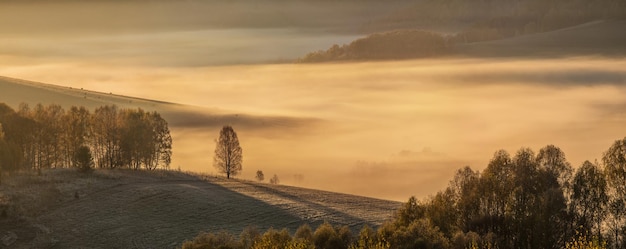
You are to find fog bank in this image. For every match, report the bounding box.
[2,58,625,201]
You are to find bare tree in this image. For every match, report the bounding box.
[92,105,121,169]
[62,106,90,168]
[213,126,242,179]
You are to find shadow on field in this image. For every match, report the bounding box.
[239,182,375,232]
[37,173,307,248]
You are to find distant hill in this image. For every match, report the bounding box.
[299,20,626,62]
[363,0,626,37]
[297,0,626,62]
[0,169,399,248]
[456,20,626,58]
[298,30,450,63]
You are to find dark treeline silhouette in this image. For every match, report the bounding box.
[298,30,449,63]
[0,103,172,180]
[300,0,626,62]
[181,140,626,249]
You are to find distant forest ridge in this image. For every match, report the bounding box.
[298,30,449,62]
[300,0,626,62]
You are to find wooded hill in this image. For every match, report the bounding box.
[298,30,449,63]
[299,0,626,62]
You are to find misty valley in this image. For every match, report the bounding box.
[1,0,626,248]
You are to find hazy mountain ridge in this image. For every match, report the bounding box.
[364,0,626,33]
[0,0,403,36]
[2,0,624,64]
[456,20,626,58]
[299,0,626,62]
[299,20,626,62]
[298,30,449,63]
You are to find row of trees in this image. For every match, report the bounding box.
[381,140,626,249]
[0,103,172,179]
[186,138,626,249]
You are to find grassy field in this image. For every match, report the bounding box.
[0,169,400,248]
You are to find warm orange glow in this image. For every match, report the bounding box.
[1,1,625,201]
[2,58,625,201]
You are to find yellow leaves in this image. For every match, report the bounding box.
[565,232,607,249]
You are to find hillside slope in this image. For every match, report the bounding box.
[0,170,399,248]
[456,20,626,58]
[300,20,626,63]
[0,76,317,131]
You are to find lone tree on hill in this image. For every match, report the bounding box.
[256,170,264,182]
[213,126,242,179]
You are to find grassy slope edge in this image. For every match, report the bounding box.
[0,169,399,248]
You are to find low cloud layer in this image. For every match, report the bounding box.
[3,58,626,201]
[1,2,625,201]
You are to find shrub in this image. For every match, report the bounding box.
[294,224,314,242]
[240,226,261,249]
[180,231,242,249]
[350,225,390,249]
[378,218,449,249]
[337,225,354,247]
[252,228,293,249]
[313,222,346,249]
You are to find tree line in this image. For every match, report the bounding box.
[183,139,626,249]
[298,30,449,63]
[376,141,626,249]
[0,103,172,180]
